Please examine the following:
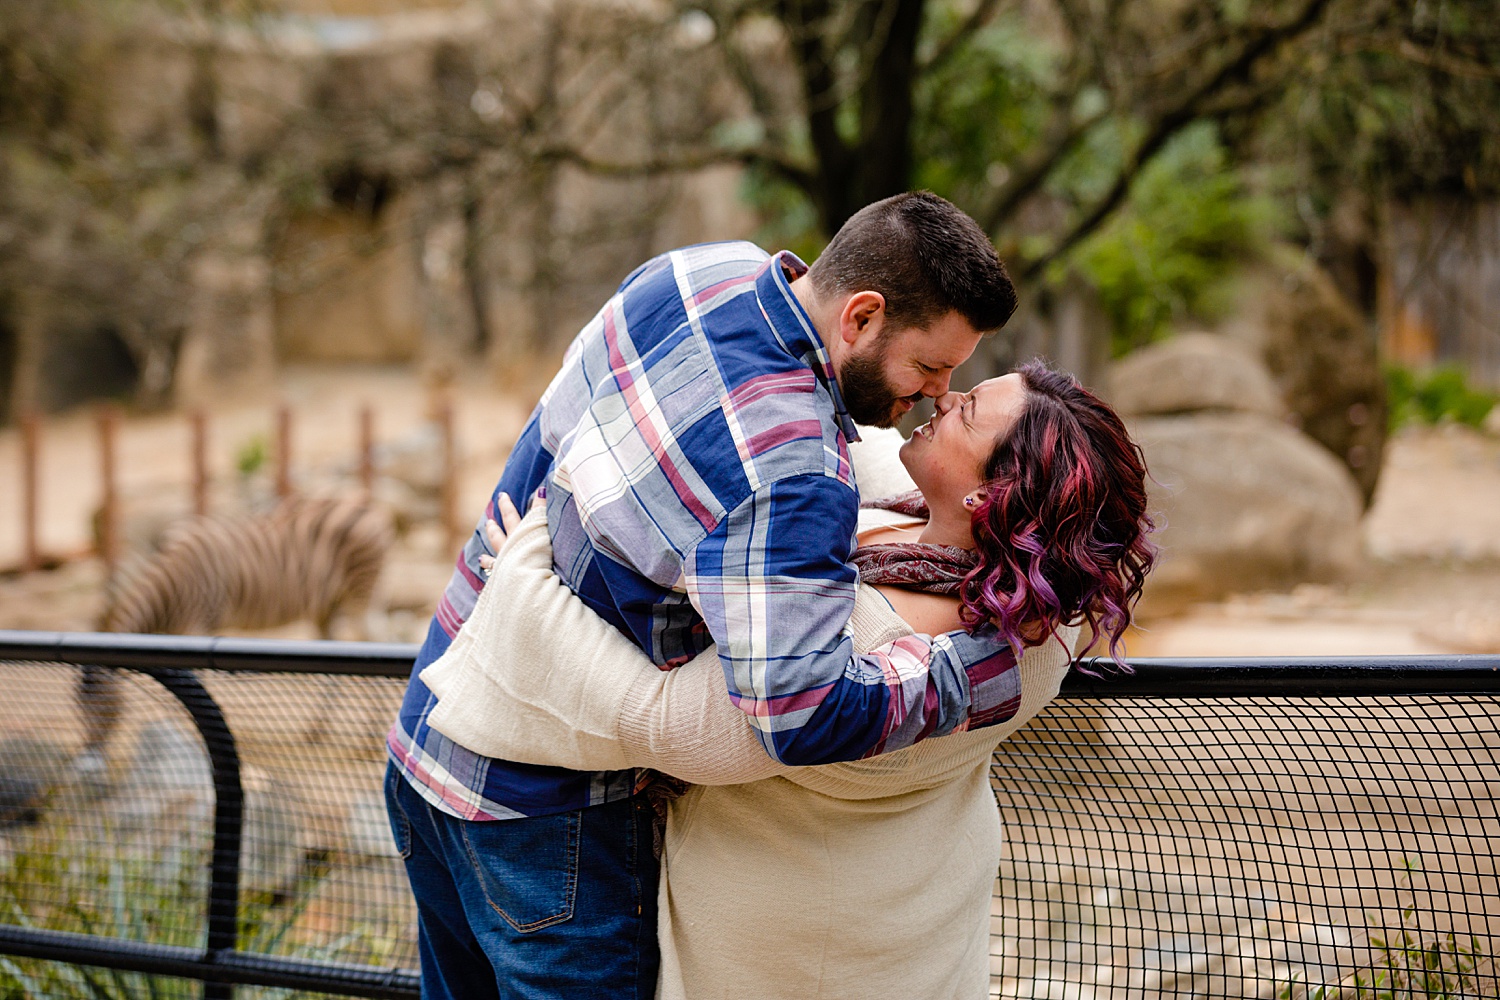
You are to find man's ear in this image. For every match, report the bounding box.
[837,291,888,348]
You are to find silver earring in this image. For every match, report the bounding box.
[963,496,976,508]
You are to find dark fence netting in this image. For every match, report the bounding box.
[1,641,1498,999]
[0,657,416,999]
[990,697,1500,999]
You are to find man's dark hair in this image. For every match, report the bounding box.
[807,191,1017,334]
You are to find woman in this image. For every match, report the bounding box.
[417,361,1155,999]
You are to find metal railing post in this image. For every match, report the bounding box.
[191,409,210,518]
[145,667,242,1000]
[0,631,421,998]
[20,410,40,572]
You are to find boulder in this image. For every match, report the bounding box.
[0,736,73,829]
[1131,412,1363,615]
[106,720,304,897]
[107,719,215,833]
[1105,333,1284,419]
[1218,253,1388,507]
[344,789,402,859]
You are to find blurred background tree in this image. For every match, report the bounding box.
[1,0,1496,500]
[662,0,1499,500]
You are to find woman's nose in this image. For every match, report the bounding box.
[932,391,961,415]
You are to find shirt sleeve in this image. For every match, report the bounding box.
[683,473,1021,766]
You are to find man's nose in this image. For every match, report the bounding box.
[924,371,954,398]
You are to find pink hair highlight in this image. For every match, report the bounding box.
[957,361,1156,671]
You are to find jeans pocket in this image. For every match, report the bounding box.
[383,764,414,860]
[461,809,581,933]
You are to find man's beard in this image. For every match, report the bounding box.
[839,348,919,428]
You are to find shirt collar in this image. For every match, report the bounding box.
[754,250,861,443]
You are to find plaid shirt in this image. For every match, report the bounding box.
[387,242,1020,821]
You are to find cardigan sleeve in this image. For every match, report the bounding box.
[425,506,1076,790]
[422,506,798,783]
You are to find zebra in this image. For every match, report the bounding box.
[76,495,394,772]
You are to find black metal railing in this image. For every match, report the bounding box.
[1,630,1498,1000]
[0,632,419,1000]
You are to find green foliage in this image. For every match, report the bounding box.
[1280,922,1484,1000]
[1277,858,1488,1000]
[236,434,268,478]
[1069,123,1280,356]
[1255,0,1500,215]
[910,14,1060,212]
[0,815,363,1000]
[1385,364,1497,430]
[740,163,825,267]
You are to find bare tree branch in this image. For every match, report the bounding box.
[978,100,1109,234]
[539,143,814,189]
[917,0,1005,77]
[716,11,797,148]
[1019,0,1338,280]
[1391,37,1500,80]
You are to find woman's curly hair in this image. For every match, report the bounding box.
[958,361,1156,669]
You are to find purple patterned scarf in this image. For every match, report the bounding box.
[850,491,977,594]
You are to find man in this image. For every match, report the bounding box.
[385,191,1020,999]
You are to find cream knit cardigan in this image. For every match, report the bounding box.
[422,428,1077,1000]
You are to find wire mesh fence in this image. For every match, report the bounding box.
[0,658,416,999]
[0,633,1496,1000]
[990,696,1500,999]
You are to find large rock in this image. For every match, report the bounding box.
[1105,333,1284,419]
[106,720,305,897]
[1132,412,1363,614]
[1219,252,1388,507]
[0,736,73,829]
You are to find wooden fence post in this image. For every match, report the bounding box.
[359,406,375,494]
[275,405,293,499]
[191,409,209,517]
[97,406,119,574]
[20,411,39,573]
[436,399,458,550]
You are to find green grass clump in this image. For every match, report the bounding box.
[236,434,269,478]
[1285,923,1484,1000]
[0,814,366,1000]
[1278,858,1488,1000]
[1,819,207,999]
[1386,364,1497,430]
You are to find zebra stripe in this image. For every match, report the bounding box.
[79,496,393,759]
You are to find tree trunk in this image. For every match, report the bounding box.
[786,0,926,233]
[783,0,854,232]
[848,0,924,223]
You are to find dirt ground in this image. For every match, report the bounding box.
[1,365,1497,656]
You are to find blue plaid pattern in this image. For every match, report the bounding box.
[388,241,1019,820]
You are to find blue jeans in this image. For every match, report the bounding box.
[384,763,660,1000]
